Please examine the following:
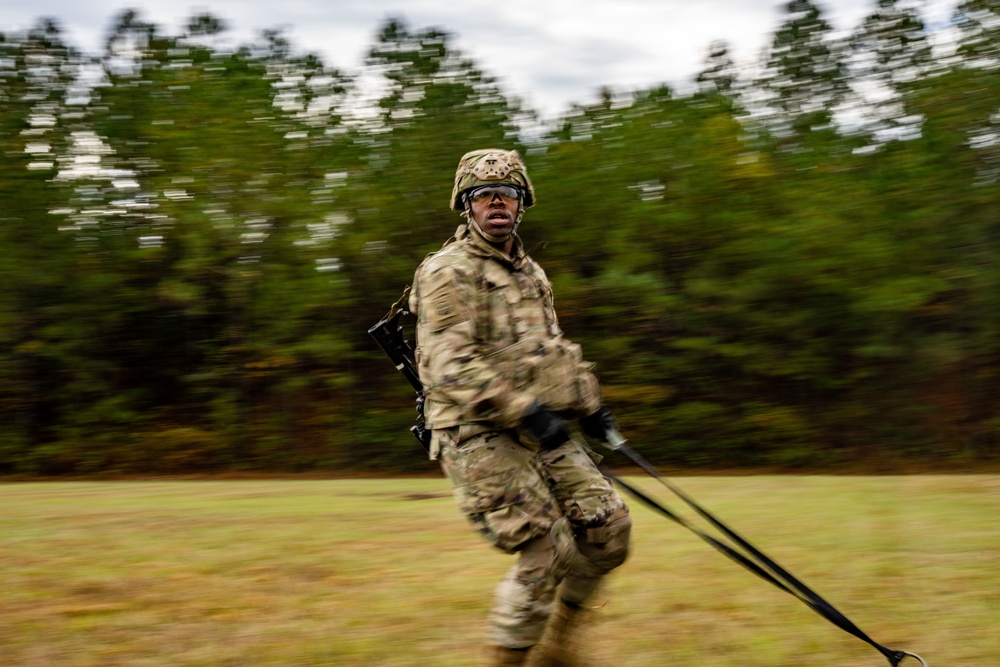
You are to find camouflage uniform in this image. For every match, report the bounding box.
[410,165,631,651]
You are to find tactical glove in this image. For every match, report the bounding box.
[579,406,619,443]
[522,402,571,450]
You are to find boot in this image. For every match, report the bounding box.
[486,644,532,666]
[533,600,586,667]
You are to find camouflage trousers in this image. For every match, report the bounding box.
[437,426,631,649]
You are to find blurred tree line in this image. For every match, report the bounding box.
[1,0,999,474]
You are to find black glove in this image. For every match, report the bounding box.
[522,402,571,450]
[579,406,619,442]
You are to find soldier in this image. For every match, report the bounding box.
[409,149,632,666]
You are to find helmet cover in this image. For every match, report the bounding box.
[450,148,535,211]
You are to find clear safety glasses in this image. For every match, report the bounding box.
[468,185,521,203]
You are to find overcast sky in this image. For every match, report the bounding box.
[3,0,960,120]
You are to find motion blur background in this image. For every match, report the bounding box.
[2,0,999,475]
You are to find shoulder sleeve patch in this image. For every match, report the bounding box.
[419,265,472,332]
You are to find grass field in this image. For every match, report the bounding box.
[1,475,997,666]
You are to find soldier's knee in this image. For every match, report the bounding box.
[583,513,632,573]
[520,516,578,582]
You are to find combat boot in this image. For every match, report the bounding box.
[533,599,587,667]
[486,644,532,666]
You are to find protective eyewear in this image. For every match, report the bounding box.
[468,185,521,202]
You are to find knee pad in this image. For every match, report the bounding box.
[582,513,632,573]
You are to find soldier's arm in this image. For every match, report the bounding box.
[415,260,536,428]
[535,264,604,417]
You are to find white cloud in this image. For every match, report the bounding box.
[1,0,961,119]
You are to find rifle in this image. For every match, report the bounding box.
[367,286,431,451]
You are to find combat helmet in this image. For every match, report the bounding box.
[450,148,536,212]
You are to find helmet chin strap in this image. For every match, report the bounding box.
[471,210,523,243]
[465,195,524,244]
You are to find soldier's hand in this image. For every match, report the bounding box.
[522,402,571,450]
[579,406,619,443]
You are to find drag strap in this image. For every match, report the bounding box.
[602,443,926,667]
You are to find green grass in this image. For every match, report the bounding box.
[1,476,997,666]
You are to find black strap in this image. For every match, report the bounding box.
[602,442,925,667]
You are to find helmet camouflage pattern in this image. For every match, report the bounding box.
[450,148,536,211]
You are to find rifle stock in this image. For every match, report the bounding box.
[368,296,431,452]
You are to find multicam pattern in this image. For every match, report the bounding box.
[438,427,629,648]
[409,205,630,650]
[438,427,563,553]
[449,148,536,211]
[410,224,602,440]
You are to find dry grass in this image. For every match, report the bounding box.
[1,475,997,666]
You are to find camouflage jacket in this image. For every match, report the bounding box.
[409,223,602,454]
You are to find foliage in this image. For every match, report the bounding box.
[1,3,1000,473]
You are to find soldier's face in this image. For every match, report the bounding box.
[469,187,519,239]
